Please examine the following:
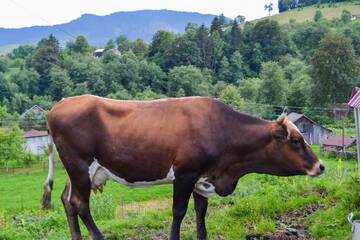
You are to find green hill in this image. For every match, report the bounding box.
[261,2,360,24]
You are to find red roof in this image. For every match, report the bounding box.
[322,135,356,148]
[348,88,360,108]
[23,129,48,138]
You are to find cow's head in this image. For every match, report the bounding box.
[266,115,324,177]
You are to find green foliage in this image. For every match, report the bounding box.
[168,65,208,96]
[314,10,324,22]
[219,85,244,110]
[66,36,92,55]
[258,61,287,105]
[311,33,360,106]
[341,9,352,24]
[0,127,26,168]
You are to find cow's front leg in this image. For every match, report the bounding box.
[170,176,197,240]
[193,191,208,240]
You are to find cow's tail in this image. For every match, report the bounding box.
[41,132,55,210]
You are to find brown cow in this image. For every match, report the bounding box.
[41,95,324,240]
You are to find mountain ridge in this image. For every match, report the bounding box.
[0,9,218,49]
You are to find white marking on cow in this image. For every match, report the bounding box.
[88,159,175,190]
[287,120,310,145]
[67,180,72,202]
[307,159,323,177]
[194,177,217,198]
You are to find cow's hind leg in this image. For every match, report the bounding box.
[170,175,197,240]
[193,191,208,240]
[61,179,82,240]
[60,155,104,240]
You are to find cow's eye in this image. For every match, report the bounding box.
[291,138,301,145]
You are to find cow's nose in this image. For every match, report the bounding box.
[319,163,325,172]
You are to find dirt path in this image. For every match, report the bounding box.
[117,198,172,218]
[246,203,324,240]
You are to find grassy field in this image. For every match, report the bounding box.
[258,2,360,24]
[0,146,360,239]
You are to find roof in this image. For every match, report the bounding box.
[288,112,304,123]
[20,105,45,118]
[94,48,105,53]
[322,135,356,148]
[348,87,360,108]
[287,112,331,131]
[23,129,48,138]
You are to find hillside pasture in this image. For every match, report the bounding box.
[260,2,360,24]
[0,146,359,239]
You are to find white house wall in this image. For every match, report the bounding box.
[23,136,49,155]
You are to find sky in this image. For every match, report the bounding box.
[1,0,278,28]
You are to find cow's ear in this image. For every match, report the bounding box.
[272,115,289,140]
[271,126,287,140]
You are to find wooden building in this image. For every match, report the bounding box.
[320,135,356,153]
[288,112,332,145]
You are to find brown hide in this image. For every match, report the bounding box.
[48,95,322,197]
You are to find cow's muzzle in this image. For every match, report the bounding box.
[307,160,325,177]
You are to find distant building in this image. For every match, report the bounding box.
[20,105,45,118]
[94,48,105,57]
[288,112,332,145]
[23,129,49,155]
[94,48,121,57]
[321,135,356,153]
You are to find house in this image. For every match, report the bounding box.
[94,48,105,57]
[20,105,45,118]
[321,135,356,153]
[23,129,49,155]
[20,105,47,130]
[288,112,332,145]
[94,48,121,57]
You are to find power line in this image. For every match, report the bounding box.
[6,0,76,40]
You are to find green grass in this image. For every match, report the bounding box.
[260,2,360,24]
[0,146,359,239]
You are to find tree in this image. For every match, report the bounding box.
[314,10,323,22]
[149,30,176,68]
[105,39,115,50]
[239,78,261,102]
[264,3,274,16]
[12,69,40,97]
[230,20,242,52]
[48,66,73,100]
[235,15,246,25]
[132,39,149,59]
[10,45,35,59]
[210,16,223,36]
[0,127,26,170]
[258,61,287,105]
[168,65,207,96]
[292,23,328,58]
[138,61,167,93]
[252,19,291,62]
[116,35,132,53]
[218,56,232,82]
[311,34,360,105]
[31,35,60,94]
[195,25,213,68]
[66,36,92,54]
[219,85,244,111]
[229,51,245,82]
[341,10,352,24]
[165,36,202,69]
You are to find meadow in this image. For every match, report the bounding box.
[260,2,360,24]
[0,146,360,239]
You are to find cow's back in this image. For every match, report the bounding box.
[48,95,226,181]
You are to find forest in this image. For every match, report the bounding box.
[0,9,360,128]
